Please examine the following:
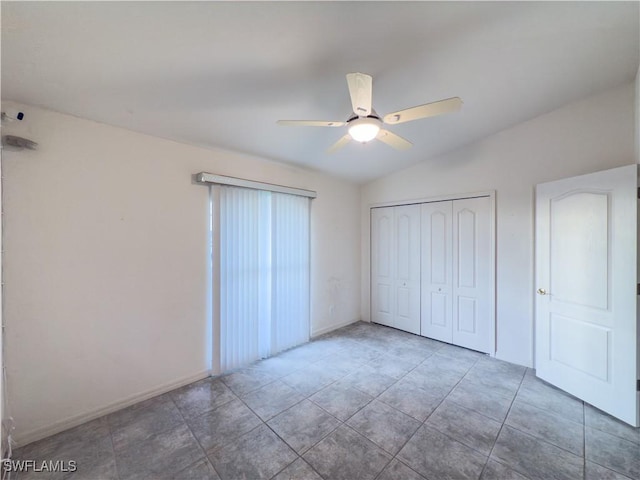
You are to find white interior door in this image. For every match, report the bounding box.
[535,164,638,426]
[393,204,421,334]
[371,207,394,328]
[452,196,494,354]
[421,201,453,343]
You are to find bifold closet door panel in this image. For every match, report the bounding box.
[452,196,493,353]
[371,207,394,328]
[420,201,453,343]
[393,204,421,335]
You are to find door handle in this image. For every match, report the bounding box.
[537,288,547,295]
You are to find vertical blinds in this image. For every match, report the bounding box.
[216,185,310,373]
[271,192,311,353]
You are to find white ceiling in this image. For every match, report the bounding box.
[2,2,639,184]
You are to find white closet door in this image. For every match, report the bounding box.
[420,201,453,343]
[371,207,394,327]
[394,204,421,334]
[452,196,494,353]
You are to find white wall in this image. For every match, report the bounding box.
[636,65,640,163]
[361,83,636,368]
[1,102,361,444]
[0,124,4,458]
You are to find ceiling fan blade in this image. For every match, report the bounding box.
[383,97,463,125]
[327,134,352,154]
[346,73,373,116]
[376,129,412,150]
[277,120,345,127]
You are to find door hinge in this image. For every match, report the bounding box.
[637,284,640,296]
[637,379,640,392]
[637,187,640,199]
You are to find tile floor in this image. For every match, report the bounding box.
[13,321,640,480]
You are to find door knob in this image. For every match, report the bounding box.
[537,288,547,295]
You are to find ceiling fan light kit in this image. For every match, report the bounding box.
[277,72,462,153]
[348,117,381,143]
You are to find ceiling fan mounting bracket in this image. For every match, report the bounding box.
[346,108,381,124]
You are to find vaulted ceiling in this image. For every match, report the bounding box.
[2,2,639,183]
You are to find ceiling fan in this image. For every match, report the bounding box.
[277,73,462,153]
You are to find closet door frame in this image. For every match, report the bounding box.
[369,191,496,356]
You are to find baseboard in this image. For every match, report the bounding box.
[15,369,210,447]
[311,318,361,338]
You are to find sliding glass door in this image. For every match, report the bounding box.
[212,185,310,373]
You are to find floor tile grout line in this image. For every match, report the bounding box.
[422,414,496,459]
[379,456,430,480]
[344,404,420,459]
[281,327,448,479]
[353,346,441,401]
[583,399,587,479]
[107,395,205,478]
[288,342,395,479]
[221,372,282,398]
[506,390,586,427]
[478,367,528,480]
[105,412,122,480]
[307,390,374,424]
[205,421,273,475]
[182,344,386,479]
[459,370,524,401]
[169,393,224,480]
[266,453,325,480]
[586,459,637,480]
[238,380,308,422]
[371,460,394,480]
[504,398,589,458]
[492,423,589,479]
[338,424,398,478]
[444,394,510,425]
[173,386,240,426]
[295,418,343,457]
[107,394,177,433]
[376,354,484,480]
[493,370,589,478]
[261,410,330,480]
[236,382,344,478]
[267,457,300,480]
[581,407,640,446]
[262,413,341,480]
[25,321,634,480]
